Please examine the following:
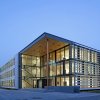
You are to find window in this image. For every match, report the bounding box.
[72,45,74,58]
[44,55,47,65]
[61,62,63,75]
[41,67,44,77]
[52,64,56,76]
[75,46,78,59]
[87,50,90,62]
[56,77,60,86]
[65,46,69,59]
[61,77,69,86]
[56,50,61,62]
[61,48,64,60]
[72,61,74,73]
[84,49,88,61]
[49,53,53,64]
[37,67,40,77]
[41,66,47,77]
[49,52,55,64]
[36,57,40,66]
[57,63,60,75]
[65,61,69,74]
[50,64,52,76]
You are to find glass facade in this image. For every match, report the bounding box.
[40,45,70,87]
[71,45,100,88]
[1,33,100,89]
[22,45,71,88]
[22,55,40,88]
[21,44,100,89]
[0,58,15,87]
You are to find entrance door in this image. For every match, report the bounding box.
[61,77,69,86]
[37,79,47,88]
[33,80,37,88]
[56,77,61,86]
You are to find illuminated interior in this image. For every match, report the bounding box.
[0,33,100,89]
[21,34,100,89]
[21,36,70,88]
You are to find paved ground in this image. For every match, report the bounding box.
[0,88,100,100]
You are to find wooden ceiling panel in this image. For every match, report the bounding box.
[23,37,68,56]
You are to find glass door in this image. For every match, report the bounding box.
[56,77,61,86]
[33,80,37,88]
[61,77,69,86]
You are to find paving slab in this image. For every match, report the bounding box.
[0,89,100,100]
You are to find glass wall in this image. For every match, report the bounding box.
[22,55,40,88]
[21,44,100,88]
[56,77,61,86]
[40,45,70,87]
[71,45,98,64]
[71,45,100,88]
[40,45,69,77]
[0,58,15,87]
[61,77,69,86]
[56,50,61,62]
[65,61,69,74]
[0,58,15,73]
[21,45,70,88]
[65,46,69,59]
[56,46,69,62]
[0,79,15,87]
[57,63,61,75]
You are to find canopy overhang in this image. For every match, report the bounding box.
[20,32,72,56]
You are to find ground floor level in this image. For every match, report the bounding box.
[22,75,99,89]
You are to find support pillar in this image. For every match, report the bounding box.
[46,39,49,88]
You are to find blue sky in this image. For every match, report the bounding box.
[0,0,100,66]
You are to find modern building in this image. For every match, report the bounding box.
[0,32,100,89]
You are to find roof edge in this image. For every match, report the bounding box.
[19,32,46,54]
[19,32,100,54]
